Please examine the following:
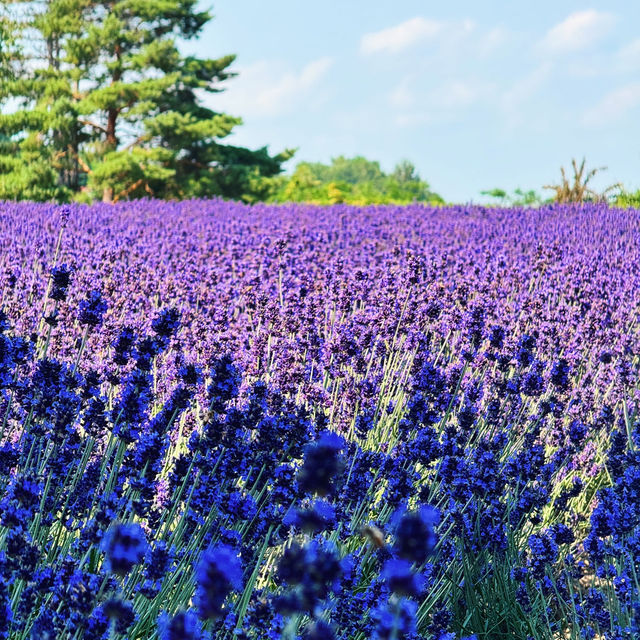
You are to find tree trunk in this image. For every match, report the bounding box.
[106,108,118,149]
[102,41,122,203]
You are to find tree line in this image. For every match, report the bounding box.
[0,0,293,203]
[269,157,443,205]
[0,0,443,206]
[2,3,635,208]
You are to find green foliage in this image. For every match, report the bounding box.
[483,159,629,208]
[0,0,292,202]
[481,187,549,207]
[613,188,640,208]
[271,156,443,205]
[0,134,71,201]
[324,155,386,185]
[87,147,175,201]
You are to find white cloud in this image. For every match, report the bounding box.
[360,16,511,66]
[617,38,640,59]
[433,81,478,108]
[497,63,553,129]
[211,57,334,119]
[477,26,509,56]
[564,37,640,78]
[582,82,640,125]
[500,64,551,113]
[360,17,443,54]
[391,79,486,129]
[539,10,615,54]
[616,38,640,69]
[255,58,333,114]
[390,77,478,111]
[389,78,415,108]
[394,112,432,128]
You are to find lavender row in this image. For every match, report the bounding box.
[0,200,638,639]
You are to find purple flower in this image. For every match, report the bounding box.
[50,264,73,301]
[152,307,181,338]
[102,597,136,634]
[297,432,346,496]
[394,505,439,565]
[195,545,243,620]
[381,558,424,597]
[78,290,107,327]
[102,523,148,576]
[158,610,202,640]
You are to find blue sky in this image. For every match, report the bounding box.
[187,1,640,202]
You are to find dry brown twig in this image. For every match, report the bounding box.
[543,157,622,203]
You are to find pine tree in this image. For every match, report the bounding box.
[0,0,292,202]
[0,1,78,200]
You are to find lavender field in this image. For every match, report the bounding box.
[0,200,639,639]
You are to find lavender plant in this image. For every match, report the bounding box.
[0,200,638,639]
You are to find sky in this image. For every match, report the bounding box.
[184,1,640,202]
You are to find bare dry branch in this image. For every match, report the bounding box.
[544,157,621,203]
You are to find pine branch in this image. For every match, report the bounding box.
[78,119,107,134]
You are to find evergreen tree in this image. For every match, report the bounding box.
[0,2,76,200]
[0,0,292,202]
